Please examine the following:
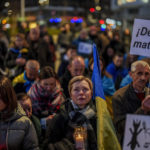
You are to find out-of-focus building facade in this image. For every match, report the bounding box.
[111,0,150,30]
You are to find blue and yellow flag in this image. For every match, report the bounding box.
[92,44,121,150]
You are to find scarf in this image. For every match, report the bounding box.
[68,100,97,150]
[10,48,22,58]
[23,72,34,92]
[28,82,62,117]
[69,100,95,127]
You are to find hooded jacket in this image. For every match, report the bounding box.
[0,103,39,150]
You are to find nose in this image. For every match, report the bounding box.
[79,89,84,94]
[46,86,52,91]
[141,74,146,80]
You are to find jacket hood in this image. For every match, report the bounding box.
[0,103,26,122]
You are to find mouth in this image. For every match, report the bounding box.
[78,97,85,101]
[139,81,146,85]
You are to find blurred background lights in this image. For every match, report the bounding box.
[99,19,104,24]
[2,19,7,25]
[89,8,95,13]
[101,24,106,29]
[5,24,11,29]
[55,18,62,23]
[142,0,148,3]
[70,17,83,23]
[49,18,62,23]
[49,18,54,23]
[4,2,10,7]
[100,24,106,31]
[8,10,13,15]
[111,24,116,29]
[117,21,122,26]
[106,18,116,25]
[96,6,101,11]
[29,22,37,29]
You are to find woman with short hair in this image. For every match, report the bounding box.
[44,75,97,150]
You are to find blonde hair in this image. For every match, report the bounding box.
[131,60,150,72]
[68,75,93,96]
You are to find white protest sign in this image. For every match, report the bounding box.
[78,42,93,55]
[130,19,150,57]
[123,114,150,150]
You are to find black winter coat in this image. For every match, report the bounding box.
[44,100,97,150]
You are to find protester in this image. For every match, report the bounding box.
[43,33,56,68]
[28,66,64,124]
[106,52,128,90]
[27,27,52,68]
[88,25,102,54]
[58,45,77,77]
[44,76,97,150]
[60,56,85,98]
[72,29,92,59]
[102,44,115,67]
[5,33,29,79]
[17,93,42,142]
[112,60,150,145]
[57,23,73,60]
[0,76,39,150]
[12,60,40,94]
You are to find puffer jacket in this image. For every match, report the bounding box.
[0,103,39,150]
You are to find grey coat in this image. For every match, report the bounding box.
[0,103,39,150]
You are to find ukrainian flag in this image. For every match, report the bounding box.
[92,44,121,150]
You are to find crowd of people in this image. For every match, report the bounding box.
[0,23,150,150]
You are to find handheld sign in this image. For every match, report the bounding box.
[130,19,150,57]
[78,42,93,55]
[123,114,150,150]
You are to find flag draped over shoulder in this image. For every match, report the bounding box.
[92,44,121,150]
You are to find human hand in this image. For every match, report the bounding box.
[142,95,150,113]
[46,114,55,121]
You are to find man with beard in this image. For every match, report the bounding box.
[112,60,150,145]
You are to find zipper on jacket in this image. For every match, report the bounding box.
[6,122,9,150]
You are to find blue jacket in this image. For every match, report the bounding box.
[106,62,128,83]
[102,75,115,96]
[120,74,132,88]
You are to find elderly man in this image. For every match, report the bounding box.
[12,59,40,94]
[60,56,85,98]
[112,60,150,145]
